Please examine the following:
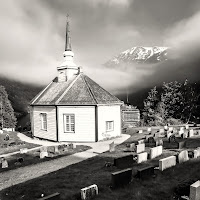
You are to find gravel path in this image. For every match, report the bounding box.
[0,134,130,191]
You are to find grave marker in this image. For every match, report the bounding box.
[114,155,133,169]
[111,168,132,188]
[164,125,168,131]
[137,166,155,180]
[130,143,136,151]
[1,157,8,168]
[178,141,186,149]
[147,127,151,132]
[139,130,143,134]
[185,125,189,130]
[109,142,115,152]
[20,148,28,154]
[81,184,98,200]
[190,180,200,200]
[155,138,163,147]
[169,127,173,131]
[150,145,163,159]
[159,129,164,134]
[153,132,160,138]
[4,134,10,141]
[169,135,176,143]
[138,139,145,144]
[136,143,145,154]
[137,152,148,164]
[159,156,176,171]
[189,129,194,137]
[178,150,189,163]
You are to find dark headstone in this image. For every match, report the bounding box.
[37,193,60,200]
[4,134,10,141]
[137,166,155,180]
[114,155,133,169]
[178,141,186,149]
[111,168,132,188]
[188,151,194,159]
[148,137,155,143]
[18,157,24,163]
[169,135,176,143]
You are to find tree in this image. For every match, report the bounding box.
[143,86,159,126]
[161,81,183,120]
[0,86,17,129]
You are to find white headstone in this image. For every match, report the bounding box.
[164,125,168,130]
[1,159,8,168]
[167,132,172,139]
[180,127,185,131]
[0,130,3,134]
[159,156,176,171]
[139,130,143,134]
[147,127,151,132]
[150,145,163,159]
[81,184,98,200]
[178,150,189,163]
[137,152,148,163]
[159,129,164,134]
[138,139,145,144]
[169,127,173,131]
[194,148,200,159]
[190,180,200,200]
[40,151,48,159]
[20,148,28,154]
[136,143,145,154]
[189,129,194,137]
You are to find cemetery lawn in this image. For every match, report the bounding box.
[1,127,200,200]
[0,132,40,155]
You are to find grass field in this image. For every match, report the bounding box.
[1,127,200,200]
[0,132,40,155]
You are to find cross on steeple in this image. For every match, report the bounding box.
[65,14,72,51]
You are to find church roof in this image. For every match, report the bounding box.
[30,73,123,106]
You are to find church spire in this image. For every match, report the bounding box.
[65,14,72,51]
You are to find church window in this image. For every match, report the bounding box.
[64,114,75,133]
[40,113,47,131]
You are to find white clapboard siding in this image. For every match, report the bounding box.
[97,105,121,141]
[58,106,96,142]
[32,106,57,141]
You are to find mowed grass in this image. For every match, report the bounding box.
[1,127,200,200]
[0,132,40,155]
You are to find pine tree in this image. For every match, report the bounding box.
[0,86,17,129]
[143,86,159,126]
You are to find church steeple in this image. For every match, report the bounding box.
[57,16,79,82]
[65,15,72,51]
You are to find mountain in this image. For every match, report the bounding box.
[105,46,169,69]
[0,76,43,119]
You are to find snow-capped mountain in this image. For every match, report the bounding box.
[105,46,169,68]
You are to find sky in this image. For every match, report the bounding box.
[0,0,200,94]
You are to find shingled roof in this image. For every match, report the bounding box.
[30,73,123,106]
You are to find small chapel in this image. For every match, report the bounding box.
[30,18,123,142]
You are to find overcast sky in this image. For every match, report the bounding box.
[0,0,200,94]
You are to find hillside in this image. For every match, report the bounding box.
[0,76,43,119]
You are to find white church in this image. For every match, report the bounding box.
[30,19,123,142]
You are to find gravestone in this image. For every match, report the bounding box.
[159,156,176,171]
[137,166,155,180]
[147,127,151,132]
[190,180,200,200]
[155,138,163,147]
[20,148,28,154]
[178,141,186,149]
[167,132,172,139]
[136,143,145,154]
[114,155,133,169]
[169,127,173,131]
[40,147,48,159]
[185,125,189,130]
[189,129,194,137]
[164,125,168,131]
[178,150,189,163]
[111,168,132,188]
[1,158,8,168]
[137,139,145,144]
[194,148,200,159]
[138,130,143,134]
[137,152,148,164]
[37,192,60,200]
[148,137,155,144]
[4,134,10,141]
[130,143,136,151]
[109,142,115,152]
[81,184,98,200]
[150,145,163,159]
[188,151,194,159]
[181,133,188,139]
[169,135,176,143]
[0,130,3,134]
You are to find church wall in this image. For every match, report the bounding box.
[57,106,96,142]
[97,105,121,141]
[32,106,57,141]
